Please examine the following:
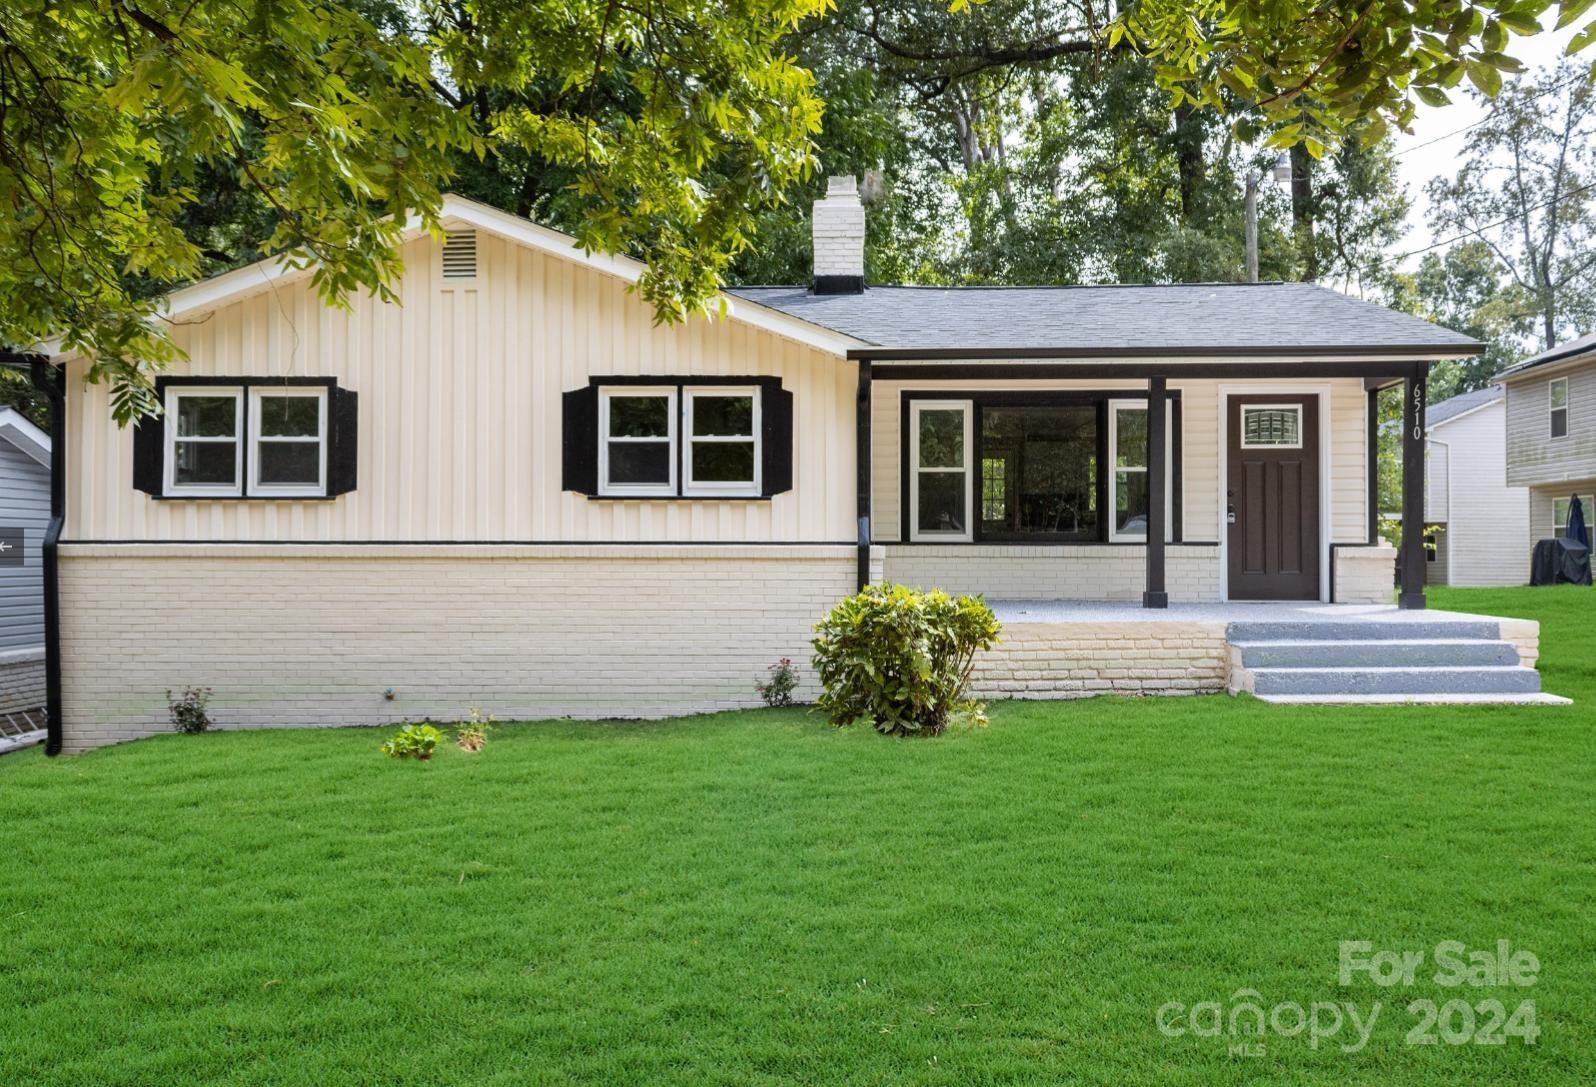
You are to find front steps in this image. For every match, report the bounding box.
[1227,621,1569,705]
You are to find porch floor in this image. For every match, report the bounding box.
[986,599,1506,626]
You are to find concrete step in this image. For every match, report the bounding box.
[1234,639,1522,669]
[1227,620,1502,643]
[1247,666,1542,697]
[1256,692,1571,706]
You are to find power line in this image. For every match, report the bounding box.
[1391,71,1587,160]
[1395,176,1596,260]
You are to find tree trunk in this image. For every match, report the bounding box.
[1172,104,1205,223]
[1289,144,1317,281]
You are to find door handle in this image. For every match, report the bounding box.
[1227,505,1237,524]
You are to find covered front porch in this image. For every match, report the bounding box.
[967,598,1562,704]
[854,354,1439,609]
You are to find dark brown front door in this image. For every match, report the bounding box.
[1226,395,1320,600]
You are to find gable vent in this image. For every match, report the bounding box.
[441,229,478,280]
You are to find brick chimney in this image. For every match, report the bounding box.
[812,176,865,294]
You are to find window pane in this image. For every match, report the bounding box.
[918,409,965,468]
[607,440,671,485]
[608,396,670,438]
[1114,407,1147,468]
[259,395,319,437]
[917,472,966,533]
[692,395,753,437]
[1116,469,1149,537]
[1552,408,1568,439]
[1242,407,1300,446]
[692,440,754,483]
[257,441,320,485]
[1551,380,1568,409]
[980,406,1097,541]
[174,440,236,485]
[175,395,236,438]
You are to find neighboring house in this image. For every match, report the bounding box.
[40,181,1482,751]
[1499,333,1596,549]
[1421,386,1531,586]
[0,406,50,717]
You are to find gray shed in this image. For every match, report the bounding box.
[0,406,50,731]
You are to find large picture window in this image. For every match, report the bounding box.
[906,393,1180,545]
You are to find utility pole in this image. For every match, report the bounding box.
[1244,154,1292,283]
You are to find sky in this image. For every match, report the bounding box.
[1388,23,1582,265]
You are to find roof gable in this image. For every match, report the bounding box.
[0,407,50,466]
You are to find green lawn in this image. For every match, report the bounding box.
[1,586,1592,1085]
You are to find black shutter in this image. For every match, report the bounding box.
[562,385,600,494]
[328,385,359,496]
[132,403,164,496]
[761,379,794,497]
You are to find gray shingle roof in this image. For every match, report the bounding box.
[1425,384,1503,428]
[1496,330,1596,380]
[726,282,1479,355]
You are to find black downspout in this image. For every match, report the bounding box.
[856,358,872,591]
[28,358,64,755]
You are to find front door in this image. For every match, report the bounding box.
[1226,395,1320,600]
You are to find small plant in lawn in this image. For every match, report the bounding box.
[381,723,443,761]
[755,658,799,707]
[811,583,1001,737]
[455,706,495,752]
[167,687,214,734]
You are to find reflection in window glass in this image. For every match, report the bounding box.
[1241,407,1301,447]
[979,406,1097,541]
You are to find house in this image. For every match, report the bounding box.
[1499,333,1596,548]
[0,405,51,729]
[1420,385,1531,586]
[32,179,1550,753]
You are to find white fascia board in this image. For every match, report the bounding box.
[0,406,50,464]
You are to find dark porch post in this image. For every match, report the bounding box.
[1143,375,1168,608]
[856,358,872,591]
[1399,362,1429,610]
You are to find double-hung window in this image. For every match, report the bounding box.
[1554,494,1594,545]
[600,388,677,496]
[145,379,352,500]
[165,387,244,497]
[910,401,973,541]
[684,387,759,496]
[1550,377,1569,439]
[249,387,327,497]
[1108,401,1149,541]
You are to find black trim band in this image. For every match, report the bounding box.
[852,345,1482,362]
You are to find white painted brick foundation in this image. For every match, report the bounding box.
[970,621,1229,699]
[1333,545,1398,604]
[0,648,46,714]
[883,544,1222,602]
[58,544,884,753]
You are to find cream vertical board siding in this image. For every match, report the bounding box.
[871,375,1367,545]
[1425,401,1531,587]
[64,232,856,542]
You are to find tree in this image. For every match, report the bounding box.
[1426,62,1596,350]
[0,0,824,421]
[1393,241,1535,396]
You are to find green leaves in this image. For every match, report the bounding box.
[811,584,1000,736]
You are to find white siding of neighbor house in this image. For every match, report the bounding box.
[0,438,49,650]
[871,376,1369,545]
[63,231,858,543]
[1423,399,1530,587]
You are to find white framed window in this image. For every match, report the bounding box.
[1239,403,1303,449]
[910,400,972,542]
[1553,494,1593,543]
[599,387,677,496]
[248,386,327,497]
[164,386,243,497]
[684,387,760,496]
[1107,398,1176,542]
[1550,377,1569,440]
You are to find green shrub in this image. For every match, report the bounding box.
[167,687,214,734]
[755,658,800,707]
[455,706,494,753]
[381,723,443,760]
[811,584,1001,736]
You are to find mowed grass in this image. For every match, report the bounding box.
[1,587,1593,1085]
